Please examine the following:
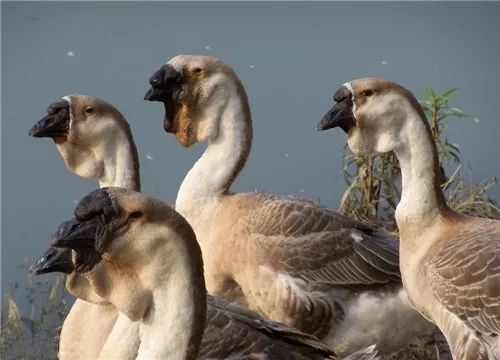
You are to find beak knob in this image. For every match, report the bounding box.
[317,85,356,133]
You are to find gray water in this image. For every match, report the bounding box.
[2,2,499,311]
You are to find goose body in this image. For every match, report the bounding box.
[29,95,141,359]
[30,95,378,359]
[41,187,379,360]
[144,55,434,355]
[318,77,500,359]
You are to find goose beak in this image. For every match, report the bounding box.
[51,218,97,251]
[30,247,74,275]
[317,85,356,133]
[74,188,119,253]
[144,64,183,133]
[29,100,70,138]
[143,64,182,101]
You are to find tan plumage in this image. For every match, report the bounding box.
[427,221,500,336]
[319,77,500,359]
[49,187,379,360]
[203,296,360,359]
[29,95,140,359]
[213,192,402,338]
[31,95,378,359]
[144,55,434,355]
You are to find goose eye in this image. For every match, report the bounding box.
[85,107,95,115]
[129,211,142,220]
[362,89,374,97]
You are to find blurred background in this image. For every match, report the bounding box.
[2,2,499,316]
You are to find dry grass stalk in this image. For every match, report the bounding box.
[339,88,500,232]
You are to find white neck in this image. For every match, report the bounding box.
[96,132,140,191]
[57,127,140,191]
[394,110,447,234]
[136,231,206,360]
[176,93,251,214]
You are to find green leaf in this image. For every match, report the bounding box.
[442,87,458,99]
[425,88,436,101]
[436,87,458,106]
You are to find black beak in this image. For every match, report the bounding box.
[143,64,182,102]
[29,100,70,138]
[317,85,356,133]
[144,64,183,133]
[73,188,118,253]
[50,216,106,273]
[51,218,97,251]
[30,247,74,275]
[74,188,117,221]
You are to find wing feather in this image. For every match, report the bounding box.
[224,193,401,338]
[427,221,500,336]
[250,228,400,287]
[199,295,337,359]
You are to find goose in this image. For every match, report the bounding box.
[29,95,141,359]
[317,77,500,359]
[36,186,379,360]
[143,54,434,355]
[29,95,140,190]
[28,96,376,360]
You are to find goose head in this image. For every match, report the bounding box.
[144,54,249,147]
[29,95,134,181]
[317,77,424,155]
[30,218,109,304]
[52,187,201,321]
[30,218,97,275]
[30,246,74,275]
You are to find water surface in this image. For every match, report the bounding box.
[2,2,499,310]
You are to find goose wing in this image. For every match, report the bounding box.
[251,229,400,287]
[228,194,399,336]
[427,222,500,336]
[200,296,379,360]
[242,194,401,287]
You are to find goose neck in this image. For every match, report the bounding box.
[136,227,206,360]
[176,91,252,211]
[97,132,140,191]
[394,110,449,236]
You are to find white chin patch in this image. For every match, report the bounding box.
[343,82,354,101]
[62,96,74,129]
[342,81,357,123]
